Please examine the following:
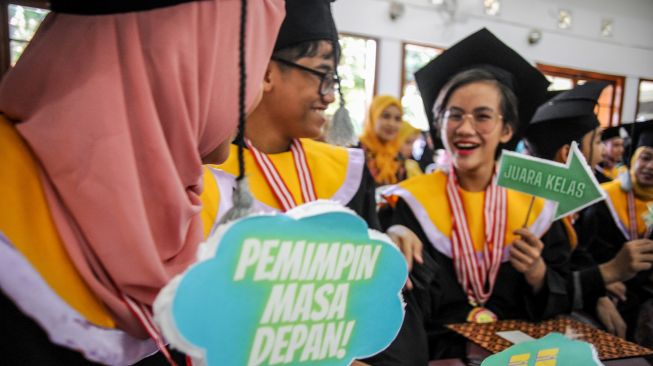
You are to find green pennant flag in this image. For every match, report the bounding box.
[497,141,606,220]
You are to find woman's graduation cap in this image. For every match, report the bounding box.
[414,28,549,150]
[525,81,608,160]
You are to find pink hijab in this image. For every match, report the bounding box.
[0,0,284,337]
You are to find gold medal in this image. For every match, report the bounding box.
[466,306,498,323]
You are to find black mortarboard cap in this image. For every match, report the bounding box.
[631,119,653,150]
[601,125,626,142]
[50,0,198,14]
[414,28,549,149]
[531,81,608,125]
[274,0,338,52]
[526,81,608,160]
[545,89,566,101]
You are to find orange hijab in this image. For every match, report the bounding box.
[359,95,404,185]
[0,1,284,337]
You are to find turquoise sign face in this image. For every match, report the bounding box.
[497,142,606,220]
[481,332,601,366]
[155,203,408,366]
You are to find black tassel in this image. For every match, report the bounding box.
[220,0,254,223]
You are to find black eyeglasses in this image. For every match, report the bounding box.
[271,57,338,97]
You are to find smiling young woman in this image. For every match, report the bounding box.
[383,28,574,360]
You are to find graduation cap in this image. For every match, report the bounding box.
[601,125,626,142]
[619,119,653,168]
[525,81,608,160]
[630,119,653,150]
[545,89,566,101]
[414,28,549,150]
[274,0,338,52]
[50,0,198,14]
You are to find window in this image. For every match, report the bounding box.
[537,64,625,127]
[1,1,49,74]
[400,42,443,131]
[636,79,653,122]
[9,4,48,65]
[327,33,378,135]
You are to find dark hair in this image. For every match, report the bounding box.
[432,68,519,135]
[272,40,340,68]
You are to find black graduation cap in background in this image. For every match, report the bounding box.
[525,81,608,160]
[619,119,653,165]
[531,80,608,124]
[414,28,549,150]
[50,0,197,14]
[601,125,626,142]
[274,0,338,52]
[545,89,566,102]
[630,119,653,150]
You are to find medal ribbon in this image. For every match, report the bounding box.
[245,138,317,212]
[121,294,178,366]
[627,191,639,240]
[626,191,653,239]
[447,167,507,306]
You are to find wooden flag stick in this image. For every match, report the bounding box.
[523,195,536,228]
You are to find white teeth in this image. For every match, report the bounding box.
[455,143,479,149]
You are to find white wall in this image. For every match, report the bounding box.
[332,0,653,122]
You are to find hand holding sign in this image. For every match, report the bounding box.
[154,201,407,366]
[509,228,546,292]
[497,141,605,221]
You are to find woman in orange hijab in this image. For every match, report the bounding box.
[359,95,405,185]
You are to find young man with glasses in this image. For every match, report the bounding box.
[217,0,378,227]
[212,1,429,363]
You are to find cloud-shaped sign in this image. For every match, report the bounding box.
[155,201,407,366]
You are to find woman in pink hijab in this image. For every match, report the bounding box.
[0,0,284,364]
